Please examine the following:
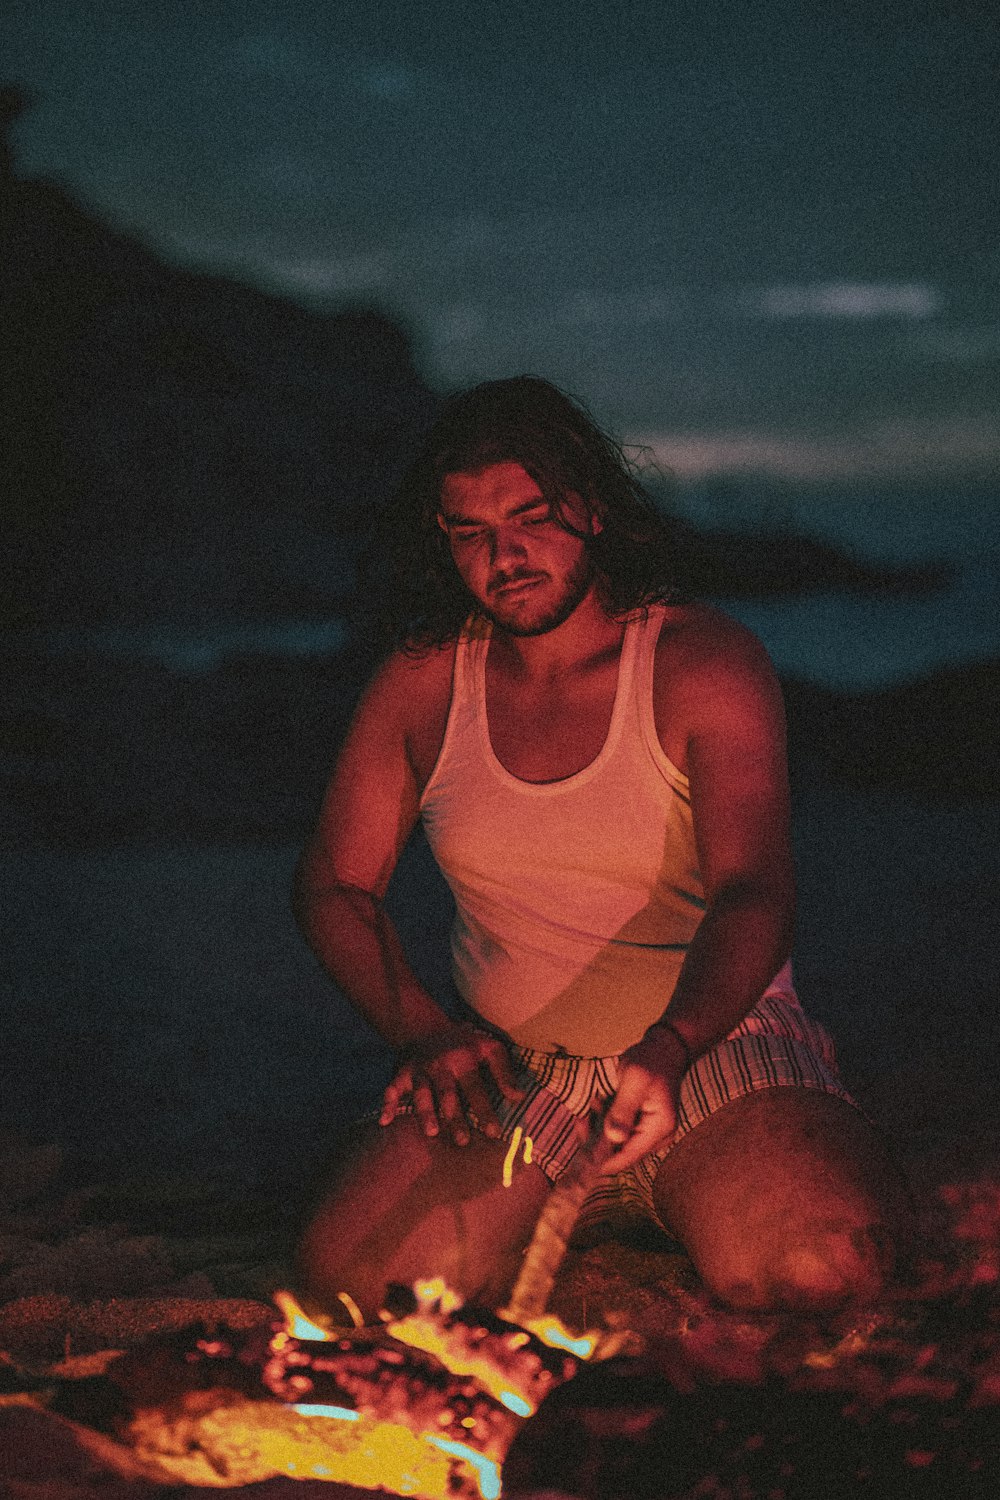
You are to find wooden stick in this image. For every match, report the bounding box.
[501,1108,614,1326]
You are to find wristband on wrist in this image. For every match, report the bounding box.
[646,1017,695,1068]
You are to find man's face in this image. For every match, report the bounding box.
[437,462,600,636]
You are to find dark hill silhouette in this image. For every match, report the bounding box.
[2,85,954,634]
[1,85,439,628]
[665,513,951,600]
[782,658,1000,801]
[4,645,996,850]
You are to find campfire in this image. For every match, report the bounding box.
[0,1112,635,1498]
[26,1278,625,1497]
[2,1179,999,1497]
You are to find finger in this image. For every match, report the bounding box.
[603,1107,676,1175]
[473,1038,526,1101]
[436,1083,471,1146]
[455,1072,504,1140]
[602,1073,647,1146]
[411,1081,440,1138]
[379,1069,413,1125]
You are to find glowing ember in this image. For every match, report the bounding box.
[4,1178,1000,1497]
[380,1280,586,1418]
[501,1127,534,1187]
[520,1316,597,1360]
[337,1290,366,1328]
[79,1278,604,1497]
[410,1277,464,1317]
[272,1289,334,1342]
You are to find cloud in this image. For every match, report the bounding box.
[226,32,420,100]
[631,417,1000,483]
[161,229,393,297]
[432,288,682,345]
[909,325,1000,363]
[735,282,940,321]
[266,253,393,295]
[554,289,681,331]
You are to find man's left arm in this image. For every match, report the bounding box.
[603,620,796,1172]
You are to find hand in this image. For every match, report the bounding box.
[379,1023,525,1146]
[601,1025,690,1174]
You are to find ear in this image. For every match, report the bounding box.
[589,507,604,536]
[435,512,448,533]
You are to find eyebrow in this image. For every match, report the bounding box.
[439,497,550,526]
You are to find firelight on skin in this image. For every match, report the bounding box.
[437,462,602,639]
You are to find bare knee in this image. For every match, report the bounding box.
[292,1118,429,1322]
[294,1117,549,1323]
[295,1195,384,1323]
[709,1216,896,1313]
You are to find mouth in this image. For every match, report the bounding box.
[492,574,546,598]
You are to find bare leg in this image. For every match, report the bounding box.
[296,1116,552,1321]
[652,1088,910,1313]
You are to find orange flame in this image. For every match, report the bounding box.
[501,1127,534,1187]
[519,1315,597,1360]
[265,1279,602,1498]
[273,1289,335,1342]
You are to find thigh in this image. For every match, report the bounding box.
[652,1087,910,1310]
[296,1115,551,1319]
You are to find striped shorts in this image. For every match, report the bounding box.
[480,993,857,1233]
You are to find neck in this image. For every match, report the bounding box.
[489,587,625,681]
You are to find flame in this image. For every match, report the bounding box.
[273,1289,335,1342]
[248,1279,601,1497]
[519,1315,596,1360]
[501,1127,535,1187]
[424,1436,502,1499]
[292,1403,361,1421]
[497,1389,533,1416]
[290,1406,503,1500]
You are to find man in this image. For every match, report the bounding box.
[294,376,903,1322]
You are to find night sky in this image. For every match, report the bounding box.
[3,2,1000,1206]
[7,0,998,486]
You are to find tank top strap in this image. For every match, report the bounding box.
[630,604,690,792]
[452,613,487,698]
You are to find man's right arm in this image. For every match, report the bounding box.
[293,651,522,1142]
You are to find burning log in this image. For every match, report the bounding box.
[4,1181,998,1497]
[502,1109,615,1329]
[2,1282,604,1498]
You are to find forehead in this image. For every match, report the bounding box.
[438,462,543,520]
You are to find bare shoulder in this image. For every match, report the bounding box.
[652,604,785,768]
[360,640,456,724]
[656,602,777,681]
[357,640,456,788]
[300,641,456,898]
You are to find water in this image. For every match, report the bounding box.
[717,563,1000,689]
[20,573,998,693]
[11,484,999,689]
[13,618,349,674]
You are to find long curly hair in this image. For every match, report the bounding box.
[363,375,681,650]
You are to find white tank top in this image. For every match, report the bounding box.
[419,604,719,1056]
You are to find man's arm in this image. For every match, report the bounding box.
[603,616,795,1170]
[294,650,522,1144]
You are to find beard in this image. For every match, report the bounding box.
[480,551,596,636]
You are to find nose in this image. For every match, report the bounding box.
[490,524,528,569]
